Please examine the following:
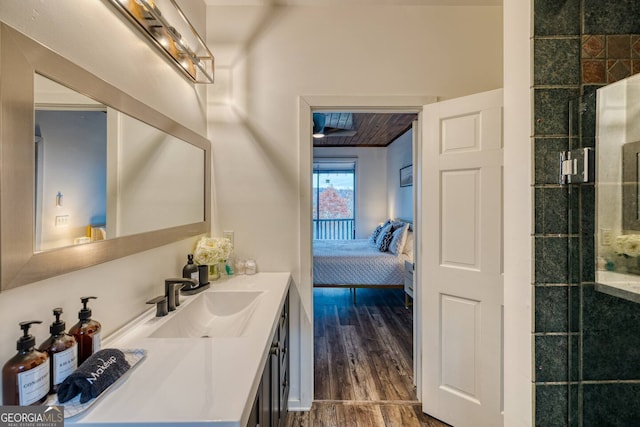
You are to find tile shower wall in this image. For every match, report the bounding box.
[534,0,640,425]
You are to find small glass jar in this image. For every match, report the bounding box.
[235,259,246,275]
[245,259,257,275]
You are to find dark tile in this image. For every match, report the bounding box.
[534,138,573,185]
[582,60,607,84]
[582,35,606,59]
[535,38,581,85]
[568,285,580,333]
[534,0,581,36]
[534,89,581,137]
[583,383,640,425]
[583,328,640,380]
[607,35,631,59]
[633,60,640,76]
[582,285,640,380]
[584,0,640,34]
[535,187,573,235]
[586,283,640,325]
[568,236,581,284]
[633,36,640,59]
[535,384,569,427]
[535,236,569,284]
[581,186,596,282]
[535,286,569,333]
[608,59,632,83]
[535,335,569,382]
[579,91,597,139]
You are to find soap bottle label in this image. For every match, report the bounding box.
[93,331,101,353]
[53,345,78,385]
[191,271,199,284]
[17,362,49,405]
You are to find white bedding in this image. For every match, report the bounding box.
[313,239,410,286]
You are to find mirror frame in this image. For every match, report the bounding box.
[0,23,211,291]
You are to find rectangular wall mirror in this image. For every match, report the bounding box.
[0,23,210,290]
[595,71,640,296]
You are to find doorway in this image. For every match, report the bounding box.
[297,95,439,424]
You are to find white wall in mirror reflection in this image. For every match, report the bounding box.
[34,74,205,252]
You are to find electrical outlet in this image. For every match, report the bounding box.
[55,215,70,227]
[223,230,234,246]
[601,228,613,246]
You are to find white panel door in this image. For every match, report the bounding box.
[421,89,503,427]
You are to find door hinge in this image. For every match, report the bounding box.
[559,148,593,184]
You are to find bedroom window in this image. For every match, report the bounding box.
[313,161,356,240]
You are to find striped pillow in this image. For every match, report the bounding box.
[368,220,391,245]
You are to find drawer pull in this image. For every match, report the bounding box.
[270,343,279,356]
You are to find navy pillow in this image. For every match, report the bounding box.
[375,223,394,252]
[368,220,391,245]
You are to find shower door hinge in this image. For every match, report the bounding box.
[559,148,593,184]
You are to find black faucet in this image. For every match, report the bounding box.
[164,278,196,311]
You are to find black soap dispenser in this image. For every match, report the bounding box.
[2,321,50,405]
[182,254,199,288]
[69,296,101,365]
[38,308,78,394]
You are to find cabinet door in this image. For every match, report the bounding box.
[278,297,289,427]
[270,330,280,427]
[247,382,259,427]
[260,358,271,427]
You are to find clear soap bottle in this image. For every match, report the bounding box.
[69,296,101,365]
[2,321,50,405]
[38,308,78,394]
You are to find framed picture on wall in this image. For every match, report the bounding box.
[400,164,413,187]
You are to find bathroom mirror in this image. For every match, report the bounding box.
[622,140,640,232]
[34,75,205,251]
[0,23,210,290]
[595,71,640,293]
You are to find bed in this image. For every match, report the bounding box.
[313,220,413,304]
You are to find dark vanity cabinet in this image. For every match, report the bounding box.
[248,293,289,427]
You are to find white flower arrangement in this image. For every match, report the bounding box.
[193,236,233,265]
[614,234,640,258]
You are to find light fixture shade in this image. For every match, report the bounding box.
[109,0,215,84]
[313,113,326,138]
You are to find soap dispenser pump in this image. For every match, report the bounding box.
[2,321,50,405]
[38,308,77,394]
[182,254,199,288]
[69,296,101,365]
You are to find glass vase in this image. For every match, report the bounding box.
[209,263,220,281]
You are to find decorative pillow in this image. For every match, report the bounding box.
[390,220,406,231]
[368,220,391,245]
[388,223,409,255]
[375,223,394,252]
[403,230,414,257]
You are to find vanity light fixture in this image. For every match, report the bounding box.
[109,0,214,84]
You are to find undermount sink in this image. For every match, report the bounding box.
[149,290,264,339]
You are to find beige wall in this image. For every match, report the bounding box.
[0,0,208,404]
[503,0,532,425]
[206,3,503,408]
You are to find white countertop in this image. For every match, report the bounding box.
[66,272,291,427]
[596,270,640,304]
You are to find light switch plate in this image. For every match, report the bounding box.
[223,230,234,246]
[55,215,70,227]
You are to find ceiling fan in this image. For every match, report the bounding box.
[313,112,357,138]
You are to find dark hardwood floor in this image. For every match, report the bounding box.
[286,288,449,427]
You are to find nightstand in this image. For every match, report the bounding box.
[404,260,414,308]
